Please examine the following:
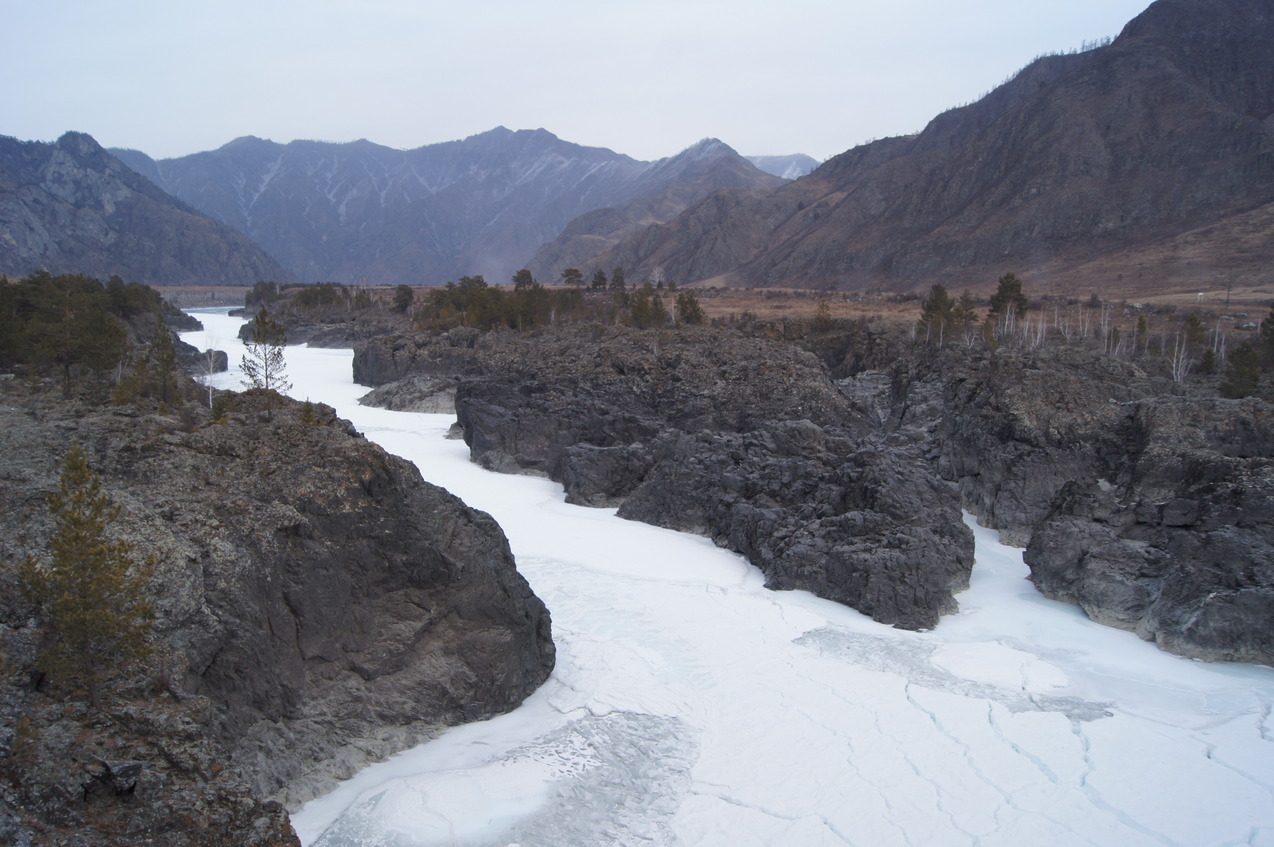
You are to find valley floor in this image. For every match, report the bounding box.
[186,312,1274,847]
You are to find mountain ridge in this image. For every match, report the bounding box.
[580,0,1274,294]
[0,132,293,285]
[115,129,784,285]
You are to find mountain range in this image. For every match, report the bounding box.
[3,0,1270,295]
[574,0,1274,293]
[112,130,786,286]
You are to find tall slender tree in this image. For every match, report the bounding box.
[241,307,291,395]
[20,444,154,708]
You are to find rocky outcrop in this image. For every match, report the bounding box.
[356,325,974,630]
[863,343,1274,664]
[356,323,1274,664]
[0,132,293,286]
[1022,396,1274,663]
[232,301,415,348]
[0,383,554,843]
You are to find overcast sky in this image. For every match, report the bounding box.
[7,0,1153,164]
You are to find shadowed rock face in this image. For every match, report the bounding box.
[0,385,554,842]
[1020,397,1274,664]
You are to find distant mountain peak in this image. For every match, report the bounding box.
[680,138,733,157]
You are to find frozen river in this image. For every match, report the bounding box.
[185,311,1274,847]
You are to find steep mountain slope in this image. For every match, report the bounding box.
[594,0,1274,293]
[117,129,784,286]
[747,154,819,179]
[525,138,787,280]
[0,133,293,286]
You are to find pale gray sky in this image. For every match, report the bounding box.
[6,0,1153,163]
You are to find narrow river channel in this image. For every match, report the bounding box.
[183,310,1274,847]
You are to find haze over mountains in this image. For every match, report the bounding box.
[111,130,786,286]
[2,0,1270,294]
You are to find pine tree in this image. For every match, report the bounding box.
[918,284,955,342]
[392,284,414,314]
[241,307,291,395]
[149,315,178,405]
[988,273,1029,319]
[1220,342,1261,398]
[20,444,154,708]
[609,266,627,292]
[676,292,707,326]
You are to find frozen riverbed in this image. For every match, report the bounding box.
[185,311,1274,847]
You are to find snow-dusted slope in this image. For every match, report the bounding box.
[185,312,1274,847]
[120,130,779,285]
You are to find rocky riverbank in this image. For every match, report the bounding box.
[355,325,975,630]
[0,383,555,844]
[354,324,1274,664]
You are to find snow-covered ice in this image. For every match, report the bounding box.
[185,311,1274,847]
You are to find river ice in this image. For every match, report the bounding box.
[184,311,1274,847]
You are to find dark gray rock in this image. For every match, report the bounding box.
[1023,396,1274,663]
[359,325,974,630]
[0,382,555,842]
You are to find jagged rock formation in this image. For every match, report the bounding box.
[591,0,1274,293]
[355,323,1274,664]
[354,326,974,630]
[0,385,554,843]
[0,133,293,286]
[851,343,1274,664]
[113,130,783,286]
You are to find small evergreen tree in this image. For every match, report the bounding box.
[20,444,154,708]
[590,269,608,290]
[1220,342,1261,398]
[392,284,414,314]
[1183,313,1208,348]
[988,273,1029,319]
[610,266,627,292]
[812,300,834,333]
[241,307,292,396]
[676,292,707,326]
[149,315,178,405]
[512,268,536,292]
[1259,304,1274,368]
[918,284,955,342]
